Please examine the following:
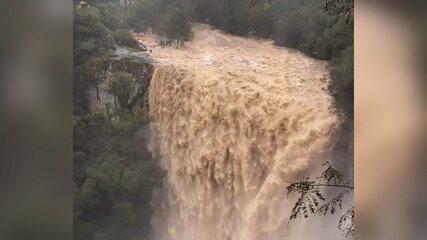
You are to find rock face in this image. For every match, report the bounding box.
[89,46,154,113]
[146,24,340,240]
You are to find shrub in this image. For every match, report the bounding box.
[106,71,136,109]
[247,6,273,38]
[330,46,354,113]
[132,21,146,34]
[273,12,304,48]
[113,29,140,49]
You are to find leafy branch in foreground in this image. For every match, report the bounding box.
[287,162,354,238]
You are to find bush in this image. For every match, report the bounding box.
[273,12,304,48]
[317,17,353,60]
[330,46,354,113]
[113,29,140,49]
[106,71,136,109]
[97,2,123,31]
[132,21,146,34]
[247,6,273,38]
[297,12,328,57]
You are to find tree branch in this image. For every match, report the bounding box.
[312,184,354,190]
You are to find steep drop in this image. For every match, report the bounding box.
[143,24,339,240]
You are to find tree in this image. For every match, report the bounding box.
[158,6,193,47]
[74,5,115,114]
[97,2,124,30]
[113,29,140,49]
[251,0,354,18]
[325,0,354,24]
[287,162,354,238]
[220,0,248,35]
[106,72,136,109]
[331,46,354,99]
[74,2,164,240]
[272,9,308,48]
[126,0,159,31]
[247,5,273,38]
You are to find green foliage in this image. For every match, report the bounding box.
[104,70,152,112]
[318,17,353,60]
[75,153,164,240]
[325,0,354,24]
[74,2,162,240]
[97,2,124,30]
[220,0,248,35]
[132,21,147,34]
[331,46,354,101]
[74,4,116,114]
[113,29,140,49]
[247,6,273,38]
[73,116,88,149]
[106,71,135,109]
[125,0,193,46]
[74,104,162,240]
[126,0,158,31]
[74,6,115,64]
[74,115,89,182]
[159,6,193,46]
[90,107,150,135]
[287,162,354,238]
[297,11,328,57]
[273,11,305,48]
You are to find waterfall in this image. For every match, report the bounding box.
[144,24,339,240]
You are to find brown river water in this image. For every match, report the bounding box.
[136,23,340,240]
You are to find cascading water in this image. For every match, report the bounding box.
[143,24,339,240]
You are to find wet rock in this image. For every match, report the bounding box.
[88,46,154,113]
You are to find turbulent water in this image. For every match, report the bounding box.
[140,24,339,240]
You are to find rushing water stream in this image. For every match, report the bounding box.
[138,24,340,240]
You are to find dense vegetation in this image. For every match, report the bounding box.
[126,0,193,46]
[73,1,164,240]
[74,1,353,240]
